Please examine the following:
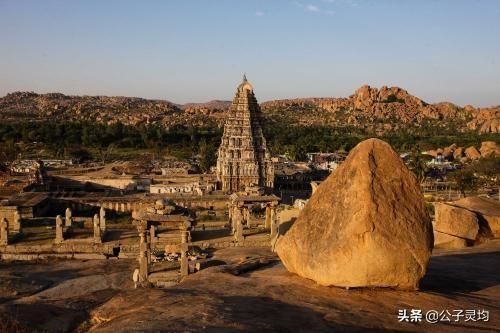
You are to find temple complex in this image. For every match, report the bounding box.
[216,75,274,193]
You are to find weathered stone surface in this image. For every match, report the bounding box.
[433,230,468,249]
[434,203,479,241]
[453,147,464,159]
[479,141,499,157]
[464,146,481,160]
[276,138,433,290]
[451,197,500,238]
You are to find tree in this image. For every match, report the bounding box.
[96,144,116,164]
[408,146,428,184]
[447,169,477,196]
[0,139,20,163]
[198,139,217,173]
[472,156,500,181]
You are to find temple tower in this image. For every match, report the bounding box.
[216,75,274,193]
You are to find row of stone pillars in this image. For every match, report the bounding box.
[54,207,107,244]
[229,203,278,242]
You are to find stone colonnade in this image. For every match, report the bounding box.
[68,200,144,214]
[53,207,107,244]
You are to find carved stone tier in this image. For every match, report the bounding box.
[216,75,274,193]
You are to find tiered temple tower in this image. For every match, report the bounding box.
[216,76,274,193]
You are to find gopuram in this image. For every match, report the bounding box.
[216,75,274,193]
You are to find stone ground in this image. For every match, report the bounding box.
[0,241,499,333]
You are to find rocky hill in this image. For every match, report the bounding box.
[0,86,498,134]
[261,85,500,134]
[0,92,219,128]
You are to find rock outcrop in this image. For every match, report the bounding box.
[276,138,433,290]
[451,197,500,238]
[433,231,468,249]
[433,203,479,243]
[479,141,500,157]
[464,146,481,160]
[433,197,500,249]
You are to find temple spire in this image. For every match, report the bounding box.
[216,77,274,193]
[242,73,247,83]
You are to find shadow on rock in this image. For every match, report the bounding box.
[420,250,500,294]
[215,295,398,333]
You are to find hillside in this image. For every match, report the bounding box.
[261,85,500,134]
[0,86,498,134]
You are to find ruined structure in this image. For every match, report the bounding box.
[228,192,279,244]
[216,76,274,193]
[132,199,195,286]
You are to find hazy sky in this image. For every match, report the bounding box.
[1,0,499,106]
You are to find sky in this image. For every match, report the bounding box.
[1,0,499,106]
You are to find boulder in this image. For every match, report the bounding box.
[433,231,468,249]
[451,197,500,238]
[464,146,481,160]
[276,138,433,290]
[433,203,479,241]
[453,147,464,159]
[479,141,499,157]
[442,147,454,160]
[426,150,438,157]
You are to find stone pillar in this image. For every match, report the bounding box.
[231,206,237,234]
[243,206,251,228]
[99,207,106,232]
[138,225,150,284]
[180,230,189,277]
[0,218,9,246]
[13,210,22,233]
[93,214,102,243]
[232,206,241,236]
[150,225,157,243]
[65,208,73,227]
[120,203,126,212]
[265,205,271,230]
[55,215,64,244]
[270,205,278,239]
[234,208,244,243]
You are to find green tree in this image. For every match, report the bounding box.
[0,139,20,163]
[448,169,477,196]
[408,146,428,183]
[198,139,217,173]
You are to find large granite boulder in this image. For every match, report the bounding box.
[433,230,468,249]
[453,147,464,160]
[464,146,481,160]
[479,141,499,157]
[433,203,479,241]
[451,197,500,238]
[276,138,433,290]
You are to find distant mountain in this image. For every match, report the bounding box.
[0,86,498,134]
[181,100,231,110]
